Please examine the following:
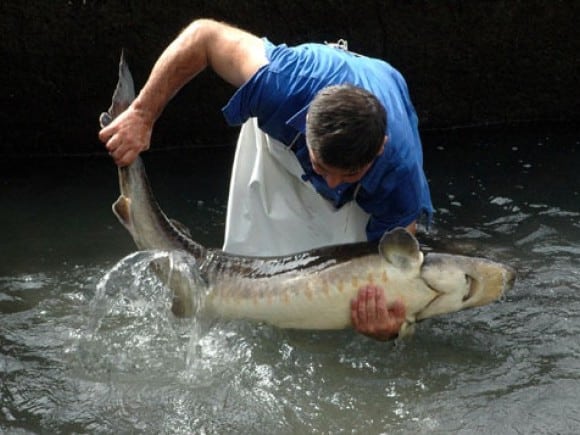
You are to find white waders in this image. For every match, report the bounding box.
[222,118,369,256]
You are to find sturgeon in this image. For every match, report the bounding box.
[100,53,516,335]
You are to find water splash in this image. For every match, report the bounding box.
[75,250,210,381]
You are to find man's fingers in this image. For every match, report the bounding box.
[98,114,123,143]
[98,108,152,167]
[107,134,125,156]
[374,292,387,323]
[365,288,377,321]
[105,132,133,160]
[98,124,112,143]
[357,289,368,325]
[117,148,137,167]
[350,285,406,341]
[108,140,134,166]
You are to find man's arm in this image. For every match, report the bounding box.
[99,19,268,167]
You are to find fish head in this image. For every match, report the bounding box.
[416,252,516,320]
[378,227,516,321]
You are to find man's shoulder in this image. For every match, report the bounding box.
[267,39,380,73]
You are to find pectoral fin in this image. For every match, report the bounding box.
[379,227,423,271]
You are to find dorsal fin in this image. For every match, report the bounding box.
[378,227,423,271]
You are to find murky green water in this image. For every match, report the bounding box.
[1,125,579,434]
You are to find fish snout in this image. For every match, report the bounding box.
[505,265,517,291]
[416,254,515,320]
[463,262,516,308]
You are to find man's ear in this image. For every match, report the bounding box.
[377,136,387,156]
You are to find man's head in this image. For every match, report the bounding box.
[305,84,387,187]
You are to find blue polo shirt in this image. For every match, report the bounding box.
[222,38,433,241]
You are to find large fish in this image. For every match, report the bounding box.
[100,53,516,335]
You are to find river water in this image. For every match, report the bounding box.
[1,125,579,434]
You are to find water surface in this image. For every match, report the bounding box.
[1,125,579,434]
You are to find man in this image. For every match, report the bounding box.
[99,19,433,341]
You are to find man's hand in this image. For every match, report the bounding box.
[98,19,268,168]
[99,105,153,167]
[350,285,406,341]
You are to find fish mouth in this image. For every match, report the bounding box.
[462,274,476,302]
[419,273,482,317]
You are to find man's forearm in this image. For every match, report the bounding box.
[132,20,212,126]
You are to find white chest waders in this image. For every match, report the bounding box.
[222,118,369,256]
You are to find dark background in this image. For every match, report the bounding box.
[1,0,578,156]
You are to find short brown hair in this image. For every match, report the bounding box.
[306,84,387,170]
